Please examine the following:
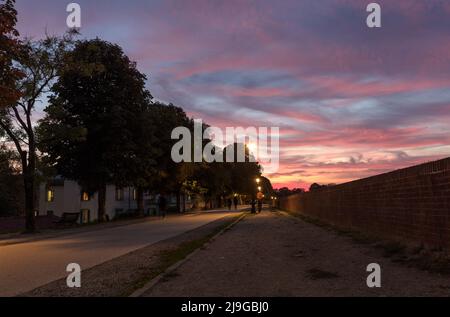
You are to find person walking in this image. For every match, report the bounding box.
[158,194,167,219]
[256,191,264,213]
[251,196,257,214]
[257,199,263,213]
[233,196,239,210]
[227,198,232,210]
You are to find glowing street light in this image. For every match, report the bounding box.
[256,178,260,184]
[258,186,262,192]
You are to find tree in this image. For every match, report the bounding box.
[0,144,22,216]
[0,35,73,232]
[0,0,23,108]
[150,102,196,212]
[126,101,159,216]
[225,143,262,195]
[309,183,325,192]
[190,143,262,209]
[38,39,151,222]
[194,159,230,209]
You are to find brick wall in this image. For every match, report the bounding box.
[279,157,450,250]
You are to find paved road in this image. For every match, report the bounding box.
[0,210,242,297]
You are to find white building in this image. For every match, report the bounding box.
[38,178,154,223]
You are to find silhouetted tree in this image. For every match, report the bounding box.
[0,145,21,216]
[38,39,150,222]
[225,143,262,196]
[0,34,73,232]
[150,102,196,212]
[309,183,325,191]
[0,0,23,108]
[275,187,305,197]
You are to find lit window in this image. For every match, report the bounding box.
[115,188,124,201]
[132,189,137,201]
[81,192,90,201]
[46,189,54,202]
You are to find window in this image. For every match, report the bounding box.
[81,192,90,201]
[46,189,55,202]
[132,188,137,201]
[115,188,124,201]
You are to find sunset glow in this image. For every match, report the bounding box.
[16,0,450,189]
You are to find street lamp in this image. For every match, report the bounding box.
[258,186,262,192]
[256,178,260,184]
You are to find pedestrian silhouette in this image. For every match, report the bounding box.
[227,198,232,210]
[233,196,238,210]
[158,194,167,218]
[251,195,257,214]
[257,199,263,213]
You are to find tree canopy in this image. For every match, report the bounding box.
[38,38,152,221]
[0,0,23,108]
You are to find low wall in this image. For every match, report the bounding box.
[279,157,450,250]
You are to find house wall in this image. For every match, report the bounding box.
[39,181,138,222]
[279,157,450,250]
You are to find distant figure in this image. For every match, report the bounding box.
[227,198,232,210]
[257,199,263,213]
[251,198,256,214]
[233,196,239,210]
[158,194,167,218]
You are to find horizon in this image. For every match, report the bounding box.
[15,0,450,189]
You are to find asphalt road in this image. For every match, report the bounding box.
[0,210,241,297]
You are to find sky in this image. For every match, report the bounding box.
[15,0,450,189]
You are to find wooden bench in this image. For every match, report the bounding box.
[54,212,80,226]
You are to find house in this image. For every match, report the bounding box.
[38,177,169,223]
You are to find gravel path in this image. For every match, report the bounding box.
[143,210,450,297]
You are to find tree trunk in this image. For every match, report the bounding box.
[22,150,36,233]
[23,170,35,233]
[98,185,107,222]
[137,187,145,217]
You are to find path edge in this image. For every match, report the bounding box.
[129,212,247,297]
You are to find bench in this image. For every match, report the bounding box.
[54,212,80,226]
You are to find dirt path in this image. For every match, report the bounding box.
[143,210,450,297]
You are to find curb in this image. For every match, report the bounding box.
[129,212,247,297]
